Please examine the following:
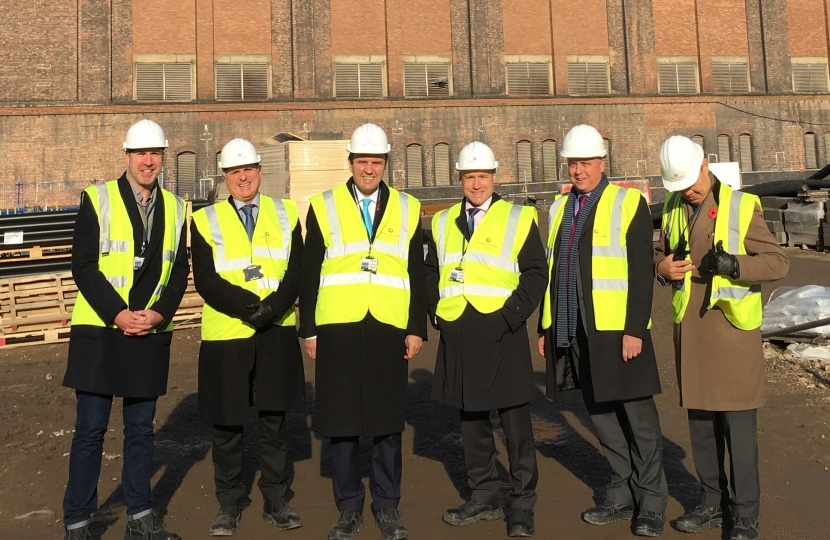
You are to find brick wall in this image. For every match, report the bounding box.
[787,0,829,56]
[330,0,387,55]
[550,0,611,94]
[133,0,196,54]
[213,0,272,54]
[697,0,751,92]
[502,0,551,55]
[652,0,698,56]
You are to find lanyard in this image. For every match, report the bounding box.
[137,193,156,255]
[353,184,380,255]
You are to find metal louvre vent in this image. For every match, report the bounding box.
[793,63,829,93]
[406,145,424,187]
[717,135,731,162]
[216,64,269,101]
[712,63,749,94]
[805,133,818,169]
[692,135,704,150]
[603,139,612,176]
[657,63,698,94]
[135,63,193,101]
[542,140,557,181]
[334,63,384,98]
[739,134,753,171]
[567,63,609,95]
[176,152,196,199]
[434,143,451,186]
[506,63,551,96]
[517,141,532,182]
[403,63,450,98]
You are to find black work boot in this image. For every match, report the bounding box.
[209,505,240,536]
[373,508,409,540]
[632,510,665,537]
[124,513,181,540]
[64,525,92,540]
[581,500,635,525]
[442,500,504,526]
[507,508,535,537]
[675,504,723,533]
[328,511,363,540]
[730,517,760,540]
[262,499,301,531]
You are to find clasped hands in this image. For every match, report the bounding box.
[114,309,164,336]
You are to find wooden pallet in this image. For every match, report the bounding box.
[0,244,73,263]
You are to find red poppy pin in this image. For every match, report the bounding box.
[708,207,718,219]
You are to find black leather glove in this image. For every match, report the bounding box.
[699,240,740,279]
[244,302,276,330]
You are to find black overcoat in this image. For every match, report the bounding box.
[299,180,427,438]
[426,195,548,411]
[191,197,306,426]
[541,192,661,403]
[63,174,190,398]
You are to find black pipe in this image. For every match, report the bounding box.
[761,316,830,339]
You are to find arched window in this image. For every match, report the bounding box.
[405,144,424,187]
[805,132,818,169]
[739,134,753,172]
[434,143,451,186]
[542,140,558,182]
[692,135,704,150]
[176,152,196,199]
[717,135,731,162]
[517,140,532,183]
[603,138,612,176]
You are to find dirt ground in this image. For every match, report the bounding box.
[2,251,830,540]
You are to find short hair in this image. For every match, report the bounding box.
[221,163,261,175]
[348,153,388,164]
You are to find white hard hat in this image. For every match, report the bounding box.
[456,141,498,171]
[347,123,390,154]
[123,119,168,151]
[219,138,261,169]
[560,124,607,159]
[659,135,705,192]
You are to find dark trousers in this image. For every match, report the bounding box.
[460,403,538,510]
[330,433,402,512]
[688,409,760,519]
[213,412,290,506]
[565,328,668,513]
[63,391,157,528]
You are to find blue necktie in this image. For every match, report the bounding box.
[241,204,256,241]
[467,208,480,237]
[361,198,373,238]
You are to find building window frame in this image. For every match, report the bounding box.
[133,54,196,102]
[333,55,387,99]
[566,55,610,95]
[657,56,700,95]
[402,55,452,98]
[711,56,750,94]
[505,55,553,97]
[792,57,830,94]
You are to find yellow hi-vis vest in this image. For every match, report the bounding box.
[540,185,645,331]
[71,180,185,331]
[191,196,299,340]
[432,199,537,321]
[309,183,420,330]
[662,182,762,329]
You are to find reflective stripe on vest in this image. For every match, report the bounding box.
[71,180,184,330]
[193,196,298,340]
[663,183,762,329]
[310,184,420,329]
[541,186,646,331]
[433,200,536,321]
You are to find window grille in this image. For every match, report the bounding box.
[542,140,558,181]
[334,63,384,98]
[176,152,197,199]
[567,62,609,95]
[517,141,532,183]
[805,133,818,169]
[406,145,424,187]
[717,135,731,162]
[692,135,705,150]
[739,134,753,172]
[657,63,698,94]
[135,63,193,101]
[403,63,450,98]
[792,63,829,93]
[712,62,749,94]
[215,64,269,100]
[434,144,451,186]
[506,63,551,96]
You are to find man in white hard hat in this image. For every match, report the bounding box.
[62,119,188,540]
[299,123,426,540]
[426,142,547,537]
[191,138,305,536]
[538,124,668,536]
[654,136,788,540]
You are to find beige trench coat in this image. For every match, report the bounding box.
[654,177,789,411]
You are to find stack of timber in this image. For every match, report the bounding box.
[0,271,204,349]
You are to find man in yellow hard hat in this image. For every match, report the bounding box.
[62,119,188,540]
[299,123,426,540]
[427,141,547,537]
[538,124,668,537]
[655,135,788,540]
[191,138,305,536]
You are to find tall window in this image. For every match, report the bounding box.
[567,62,609,95]
[405,144,424,187]
[215,64,270,100]
[739,134,753,172]
[692,135,705,150]
[603,138,612,176]
[334,63,384,98]
[516,141,533,183]
[434,144,451,186]
[805,133,818,169]
[506,63,551,96]
[542,140,558,182]
[657,62,698,94]
[717,135,731,162]
[712,62,749,94]
[176,152,196,199]
[403,63,450,98]
[135,63,193,101]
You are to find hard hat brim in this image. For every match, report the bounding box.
[559,152,607,159]
[456,161,498,172]
[661,173,699,192]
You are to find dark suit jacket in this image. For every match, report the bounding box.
[63,173,189,398]
[541,192,661,403]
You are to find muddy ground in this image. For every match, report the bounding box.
[2,251,830,540]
